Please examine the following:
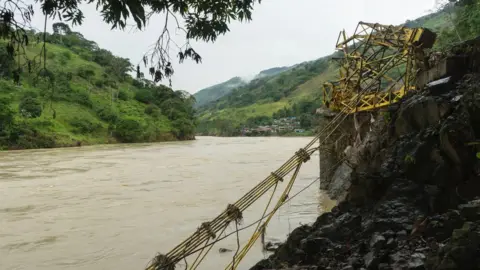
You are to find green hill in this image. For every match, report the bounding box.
[0,24,196,150]
[255,66,291,78]
[193,66,291,108]
[195,7,459,136]
[193,77,246,108]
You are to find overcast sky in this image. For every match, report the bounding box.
[29,0,440,94]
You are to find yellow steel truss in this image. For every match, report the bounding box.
[322,21,436,113]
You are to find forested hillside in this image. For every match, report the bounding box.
[0,23,196,150]
[193,66,291,108]
[195,5,464,136]
[193,77,246,108]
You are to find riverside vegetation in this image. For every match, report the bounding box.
[0,23,196,150]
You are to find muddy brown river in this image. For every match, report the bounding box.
[0,136,335,270]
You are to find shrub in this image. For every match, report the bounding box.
[172,118,195,139]
[117,89,129,101]
[47,50,56,59]
[113,117,144,143]
[66,72,73,81]
[69,117,102,134]
[21,90,39,99]
[144,104,161,117]
[19,96,42,118]
[94,79,105,88]
[131,79,144,88]
[9,123,56,149]
[95,105,118,123]
[79,51,93,61]
[58,52,71,65]
[0,80,16,93]
[77,66,96,80]
[62,51,72,60]
[0,97,14,130]
[69,91,92,108]
[107,80,117,88]
[134,89,153,104]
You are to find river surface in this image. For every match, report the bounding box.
[0,136,335,270]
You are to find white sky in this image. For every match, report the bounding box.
[29,0,440,94]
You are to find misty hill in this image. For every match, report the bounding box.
[193,66,291,108]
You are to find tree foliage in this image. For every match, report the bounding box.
[434,0,480,48]
[114,117,144,143]
[19,96,42,118]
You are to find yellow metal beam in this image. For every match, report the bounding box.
[322,21,436,114]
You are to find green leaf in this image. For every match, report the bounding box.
[476,152,480,159]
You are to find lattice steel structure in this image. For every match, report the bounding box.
[322,21,436,113]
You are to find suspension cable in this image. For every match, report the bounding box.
[145,70,379,270]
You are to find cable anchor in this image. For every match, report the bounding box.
[270,171,283,182]
[295,148,310,163]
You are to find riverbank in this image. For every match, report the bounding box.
[250,50,480,268]
[1,129,194,151]
[195,130,315,138]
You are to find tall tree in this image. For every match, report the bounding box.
[52,22,71,35]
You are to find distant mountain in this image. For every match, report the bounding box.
[193,66,291,108]
[256,66,290,78]
[193,77,247,108]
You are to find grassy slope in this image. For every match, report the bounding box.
[0,42,175,148]
[196,9,453,128]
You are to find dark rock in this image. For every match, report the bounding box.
[459,199,480,221]
[394,95,449,137]
[390,251,409,269]
[396,230,408,239]
[314,224,336,238]
[386,238,397,249]
[264,241,281,252]
[378,263,392,270]
[364,251,380,270]
[384,230,395,238]
[369,233,386,250]
[347,255,363,268]
[408,253,426,269]
[328,162,354,200]
[299,237,333,253]
[312,212,335,229]
[285,225,311,250]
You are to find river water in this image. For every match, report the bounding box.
[0,136,335,270]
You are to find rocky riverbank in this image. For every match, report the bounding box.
[249,58,480,268]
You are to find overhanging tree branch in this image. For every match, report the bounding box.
[2,0,262,86]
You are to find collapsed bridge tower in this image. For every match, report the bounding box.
[322,21,437,114]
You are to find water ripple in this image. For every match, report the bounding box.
[0,137,330,270]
